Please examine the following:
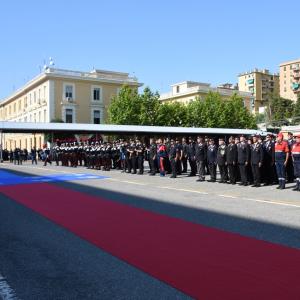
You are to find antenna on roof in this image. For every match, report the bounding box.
[49,57,55,66]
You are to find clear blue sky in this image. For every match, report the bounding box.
[1,0,299,99]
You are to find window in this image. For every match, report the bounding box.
[284,87,287,92]
[44,86,46,99]
[65,109,73,123]
[38,111,41,122]
[93,88,101,101]
[34,91,36,103]
[284,66,286,71]
[14,103,16,113]
[44,109,47,122]
[176,86,180,93]
[29,94,32,106]
[93,110,100,124]
[65,85,73,99]
[18,101,21,110]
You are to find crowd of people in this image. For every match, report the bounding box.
[4,132,300,191]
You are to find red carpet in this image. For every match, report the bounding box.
[1,183,300,299]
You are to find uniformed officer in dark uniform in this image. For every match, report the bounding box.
[181,138,188,173]
[135,139,145,175]
[226,136,238,184]
[217,137,228,183]
[188,137,197,176]
[262,134,275,185]
[175,138,182,175]
[128,140,137,174]
[237,135,250,186]
[250,135,264,187]
[195,136,206,182]
[148,138,157,176]
[207,138,217,182]
[169,139,179,178]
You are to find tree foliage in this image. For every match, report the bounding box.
[107,86,257,129]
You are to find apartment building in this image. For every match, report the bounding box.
[279,58,300,102]
[0,67,142,150]
[238,69,279,113]
[159,81,254,111]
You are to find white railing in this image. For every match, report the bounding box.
[45,68,138,83]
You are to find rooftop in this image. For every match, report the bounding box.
[238,69,279,77]
[0,67,142,106]
[279,58,300,67]
[160,81,252,101]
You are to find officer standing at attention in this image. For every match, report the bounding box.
[291,134,300,191]
[188,137,197,177]
[274,133,290,190]
[207,138,217,182]
[175,139,182,175]
[169,139,179,178]
[181,137,188,173]
[262,134,275,185]
[217,137,228,183]
[250,135,264,187]
[226,136,238,184]
[195,136,206,182]
[135,139,145,175]
[237,135,250,186]
[31,147,37,165]
[148,138,157,176]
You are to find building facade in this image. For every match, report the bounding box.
[238,69,279,114]
[0,67,142,150]
[159,81,254,111]
[279,58,300,102]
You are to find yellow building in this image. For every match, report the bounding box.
[238,69,279,114]
[0,67,142,150]
[159,81,254,111]
[279,58,300,102]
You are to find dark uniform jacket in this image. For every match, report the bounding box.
[169,145,179,160]
[207,144,217,164]
[237,142,250,164]
[226,143,238,164]
[250,142,264,165]
[188,142,196,160]
[263,141,275,164]
[217,145,227,166]
[195,143,207,162]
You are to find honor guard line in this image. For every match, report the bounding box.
[0,121,268,162]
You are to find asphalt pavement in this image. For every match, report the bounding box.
[1,161,300,299]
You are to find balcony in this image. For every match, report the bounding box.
[61,97,76,105]
[293,66,300,72]
[292,83,300,92]
[293,72,300,79]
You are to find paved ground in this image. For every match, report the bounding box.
[1,161,300,299]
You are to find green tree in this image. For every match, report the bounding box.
[292,96,300,124]
[156,102,188,126]
[107,86,141,125]
[139,87,160,125]
[268,94,294,123]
